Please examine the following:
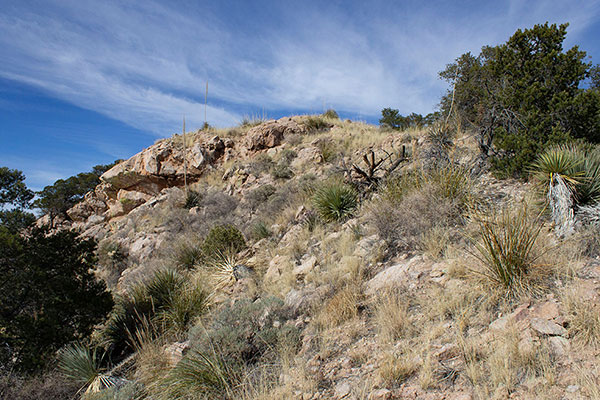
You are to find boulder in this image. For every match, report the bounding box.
[245,118,308,151]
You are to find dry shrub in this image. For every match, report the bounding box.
[0,372,80,400]
[370,185,462,254]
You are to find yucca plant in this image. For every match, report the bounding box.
[531,143,600,235]
[472,203,544,293]
[209,251,238,289]
[531,144,584,193]
[312,181,358,222]
[58,343,123,395]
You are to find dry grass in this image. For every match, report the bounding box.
[377,346,418,386]
[314,283,362,331]
[562,287,600,346]
[372,288,413,343]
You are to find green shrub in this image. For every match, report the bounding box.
[102,269,210,356]
[183,190,202,209]
[472,203,544,292]
[190,297,298,367]
[57,344,122,395]
[162,348,236,399]
[201,224,247,260]
[312,181,358,222]
[278,149,297,163]
[304,116,330,132]
[250,220,272,241]
[271,163,294,180]
[316,139,338,162]
[246,184,277,211]
[171,239,203,270]
[247,154,274,176]
[322,109,339,119]
[439,23,600,177]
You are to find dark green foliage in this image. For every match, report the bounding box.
[183,190,202,209]
[34,162,119,223]
[0,227,113,372]
[440,23,600,177]
[379,109,436,130]
[201,224,247,260]
[304,116,330,131]
[0,209,36,234]
[172,239,203,270]
[322,109,339,119]
[0,167,34,208]
[102,269,210,356]
[312,181,358,222]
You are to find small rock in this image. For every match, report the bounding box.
[293,255,318,277]
[566,385,580,393]
[334,381,351,399]
[530,317,567,336]
[368,389,392,400]
[549,336,570,356]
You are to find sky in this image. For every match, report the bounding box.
[1,0,600,190]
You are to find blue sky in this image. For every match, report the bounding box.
[1,0,600,190]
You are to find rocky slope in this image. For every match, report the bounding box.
[60,115,600,399]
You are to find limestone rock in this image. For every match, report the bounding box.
[245,118,308,151]
[101,134,226,193]
[530,317,567,336]
[365,256,428,295]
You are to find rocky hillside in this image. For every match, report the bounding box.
[50,115,600,399]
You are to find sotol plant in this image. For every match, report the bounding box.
[312,181,358,222]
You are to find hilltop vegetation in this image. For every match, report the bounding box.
[2,22,600,400]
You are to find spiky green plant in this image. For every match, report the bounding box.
[472,203,544,292]
[58,344,103,388]
[162,348,235,399]
[531,144,584,192]
[312,181,358,222]
[183,190,202,209]
[156,282,211,334]
[577,148,600,205]
[57,344,123,395]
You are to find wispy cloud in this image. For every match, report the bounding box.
[1,0,599,135]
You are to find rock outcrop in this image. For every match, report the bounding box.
[245,117,308,151]
[66,134,230,225]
